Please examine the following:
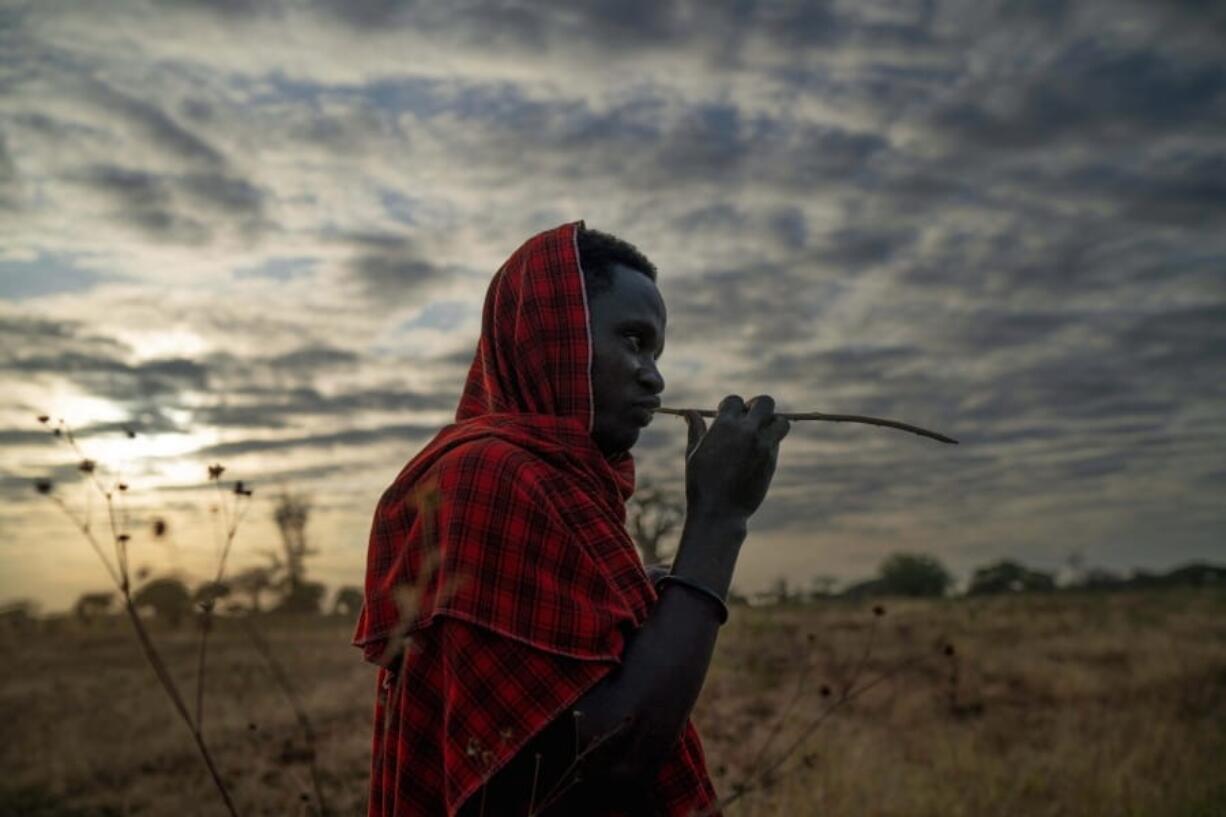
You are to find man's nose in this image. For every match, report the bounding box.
[638,359,664,395]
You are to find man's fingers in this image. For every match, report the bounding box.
[746,394,776,426]
[683,409,707,458]
[764,415,791,445]
[717,394,745,418]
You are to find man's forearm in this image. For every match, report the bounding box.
[533,512,748,794]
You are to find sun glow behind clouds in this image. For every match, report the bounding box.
[46,390,129,429]
[38,391,220,488]
[84,428,221,485]
[116,328,210,362]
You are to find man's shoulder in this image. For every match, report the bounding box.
[436,435,538,468]
[432,436,551,490]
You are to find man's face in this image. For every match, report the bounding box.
[588,263,667,457]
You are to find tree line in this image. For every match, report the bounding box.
[8,478,1221,629]
[625,479,1225,604]
[750,554,1226,606]
[41,490,365,628]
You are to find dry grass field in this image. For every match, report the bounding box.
[2,589,1224,817]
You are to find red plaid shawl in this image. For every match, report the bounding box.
[354,221,720,816]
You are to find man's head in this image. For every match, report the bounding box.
[578,227,666,457]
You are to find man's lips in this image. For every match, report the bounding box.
[630,398,661,425]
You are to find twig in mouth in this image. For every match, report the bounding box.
[653,406,958,444]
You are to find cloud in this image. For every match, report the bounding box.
[3,0,1225,607]
[266,344,361,371]
[3,351,210,402]
[930,38,1226,150]
[73,164,266,244]
[195,385,456,429]
[233,257,318,282]
[0,132,17,211]
[193,421,437,458]
[342,232,455,305]
[74,73,228,168]
[0,311,130,365]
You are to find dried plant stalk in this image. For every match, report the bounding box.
[35,417,242,817]
[654,406,958,444]
[195,470,252,732]
[240,618,329,817]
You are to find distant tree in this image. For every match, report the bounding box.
[0,599,38,631]
[1085,562,1225,591]
[968,560,1056,595]
[273,490,318,598]
[333,586,364,617]
[1157,562,1226,588]
[771,575,793,605]
[133,577,191,627]
[274,580,326,615]
[1077,567,1123,591]
[840,577,886,600]
[73,591,115,623]
[193,580,231,610]
[1062,550,1086,586]
[878,552,953,598]
[808,574,839,600]
[231,566,274,612]
[627,476,684,566]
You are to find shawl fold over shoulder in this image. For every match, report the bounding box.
[354,221,720,817]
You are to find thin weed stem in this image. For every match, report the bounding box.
[195,481,252,731]
[37,419,243,817]
[47,494,122,588]
[121,597,241,817]
[529,715,634,816]
[692,655,926,817]
[241,617,330,817]
[527,753,542,817]
[743,631,819,776]
[195,613,212,730]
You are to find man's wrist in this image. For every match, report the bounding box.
[683,506,749,539]
[669,514,747,599]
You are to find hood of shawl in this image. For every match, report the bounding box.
[453,220,636,501]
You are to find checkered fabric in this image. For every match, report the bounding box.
[353,221,721,816]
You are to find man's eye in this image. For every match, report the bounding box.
[625,332,643,350]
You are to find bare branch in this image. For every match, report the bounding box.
[654,406,958,444]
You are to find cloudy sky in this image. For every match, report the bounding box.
[2,0,1223,611]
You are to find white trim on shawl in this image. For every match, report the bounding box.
[571,219,595,434]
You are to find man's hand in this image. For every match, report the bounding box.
[682,394,790,521]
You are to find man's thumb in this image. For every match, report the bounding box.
[683,410,707,459]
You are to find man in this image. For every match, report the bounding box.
[354,221,789,816]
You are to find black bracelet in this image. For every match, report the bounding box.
[655,574,730,625]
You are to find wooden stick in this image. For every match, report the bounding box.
[653,406,958,445]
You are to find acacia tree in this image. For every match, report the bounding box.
[74,591,115,623]
[332,586,364,617]
[230,565,274,612]
[133,576,192,627]
[272,490,324,614]
[627,476,684,566]
[273,491,313,591]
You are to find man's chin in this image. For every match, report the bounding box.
[594,426,640,457]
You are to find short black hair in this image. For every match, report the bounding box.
[577,225,658,297]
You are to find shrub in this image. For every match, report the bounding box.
[877,552,953,597]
